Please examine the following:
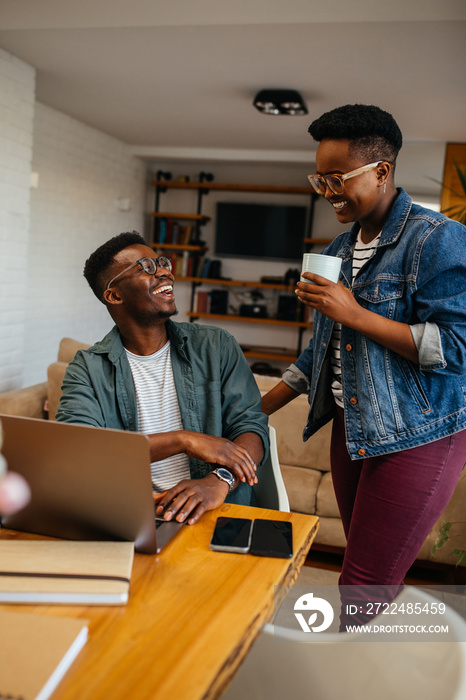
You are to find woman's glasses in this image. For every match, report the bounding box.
[106,256,172,290]
[308,161,391,196]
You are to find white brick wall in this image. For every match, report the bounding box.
[0,45,146,390]
[0,48,35,392]
[23,103,146,386]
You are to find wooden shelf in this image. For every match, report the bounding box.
[180,276,295,291]
[186,311,312,329]
[153,180,312,196]
[151,212,210,223]
[150,243,206,252]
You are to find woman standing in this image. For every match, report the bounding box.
[262,104,466,626]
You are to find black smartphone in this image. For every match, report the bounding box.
[209,516,253,554]
[250,519,293,558]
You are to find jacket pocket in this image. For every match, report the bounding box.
[358,278,405,303]
[396,357,431,413]
[358,279,405,320]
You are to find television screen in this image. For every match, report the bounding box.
[214,202,306,262]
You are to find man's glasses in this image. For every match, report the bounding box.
[106,256,172,290]
[308,161,391,196]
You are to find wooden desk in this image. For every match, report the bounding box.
[0,504,318,700]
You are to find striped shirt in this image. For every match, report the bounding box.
[126,341,190,492]
[331,231,381,408]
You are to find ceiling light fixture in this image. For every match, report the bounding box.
[253,89,308,116]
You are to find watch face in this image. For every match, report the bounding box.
[217,468,233,481]
[214,468,234,491]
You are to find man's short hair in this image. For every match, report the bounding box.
[84,231,146,302]
[308,104,403,165]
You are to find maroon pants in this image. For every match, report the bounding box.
[331,406,466,587]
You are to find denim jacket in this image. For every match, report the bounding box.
[284,189,466,459]
[57,320,269,505]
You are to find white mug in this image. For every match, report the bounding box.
[301,253,342,283]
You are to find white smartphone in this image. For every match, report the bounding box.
[209,516,253,554]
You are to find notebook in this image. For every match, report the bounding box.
[0,540,134,604]
[0,414,184,554]
[0,609,88,700]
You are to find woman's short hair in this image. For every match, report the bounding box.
[308,104,403,164]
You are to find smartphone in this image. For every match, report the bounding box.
[209,516,253,554]
[250,519,293,558]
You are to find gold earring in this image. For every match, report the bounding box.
[383,181,386,194]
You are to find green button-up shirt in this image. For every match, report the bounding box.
[56,320,269,505]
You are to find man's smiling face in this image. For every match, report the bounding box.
[105,244,177,324]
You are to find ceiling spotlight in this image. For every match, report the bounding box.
[253,89,308,116]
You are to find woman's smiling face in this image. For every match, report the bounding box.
[315,138,386,226]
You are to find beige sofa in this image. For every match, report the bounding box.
[0,337,465,574]
[0,338,89,421]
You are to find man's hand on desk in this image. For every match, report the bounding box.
[154,474,230,525]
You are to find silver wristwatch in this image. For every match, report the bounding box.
[211,467,235,493]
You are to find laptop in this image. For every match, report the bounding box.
[0,414,184,554]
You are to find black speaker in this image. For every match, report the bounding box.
[239,304,268,318]
[209,289,229,315]
[277,295,297,321]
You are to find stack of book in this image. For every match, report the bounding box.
[0,540,135,699]
[170,250,204,278]
[158,221,194,245]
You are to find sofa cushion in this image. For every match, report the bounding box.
[281,464,321,515]
[316,471,340,518]
[254,374,332,472]
[57,337,90,363]
[0,383,47,419]
[269,405,332,472]
[314,517,347,548]
[47,362,69,421]
[47,339,90,420]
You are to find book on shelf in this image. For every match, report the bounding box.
[196,257,207,278]
[154,221,194,248]
[174,254,185,277]
[0,540,134,605]
[0,609,88,700]
[192,252,205,277]
[194,290,210,314]
[178,224,193,245]
[158,219,166,244]
[168,250,204,278]
[201,258,211,278]
[181,249,190,277]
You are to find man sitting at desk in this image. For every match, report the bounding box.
[56,232,268,525]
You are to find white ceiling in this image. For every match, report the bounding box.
[1,0,465,176]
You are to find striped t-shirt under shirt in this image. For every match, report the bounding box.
[125,341,190,492]
[330,230,381,408]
